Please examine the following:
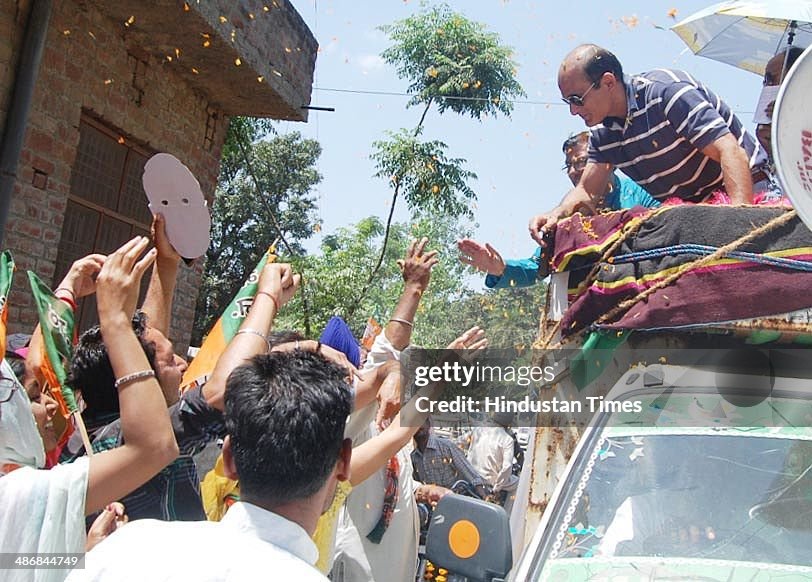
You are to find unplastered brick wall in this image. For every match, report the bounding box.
[4,0,230,354]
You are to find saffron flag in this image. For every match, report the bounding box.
[27,271,77,448]
[181,246,277,390]
[360,317,382,350]
[0,251,14,357]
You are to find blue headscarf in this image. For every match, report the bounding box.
[319,316,361,368]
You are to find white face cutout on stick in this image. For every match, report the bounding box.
[142,153,211,259]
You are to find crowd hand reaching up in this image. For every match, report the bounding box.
[57,254,106,299]
[84,237,177,515]
[447,326,489,353]
[457,239,505,276]
[398,237,439,292]
[151,213,181,263]
[96,237,156,325]
[86,502,128,552]
[257,262,301,310]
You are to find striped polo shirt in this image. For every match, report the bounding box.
[588,69,768,201]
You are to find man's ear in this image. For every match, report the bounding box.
[221,435,239,481]
[336,438,352,483]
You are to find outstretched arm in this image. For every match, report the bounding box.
[84,237,178,515]
[529,161,612,246]
[349,327,488,486]
[140,214,181,336]
[386,237,439,351]
[202,262,300,411]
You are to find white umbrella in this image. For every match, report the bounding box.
[671,0,812,75]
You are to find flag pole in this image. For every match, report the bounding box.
[71,411,94,457]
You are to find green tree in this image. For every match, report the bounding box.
[359,3,525,303]
[192,121,321,344]
[276,213,474,347]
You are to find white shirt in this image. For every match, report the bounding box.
[67,502,325,582]
[0,458,89,582]
[331,332,419,582]
[467,425,519,493]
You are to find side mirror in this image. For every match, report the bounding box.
[426,494,512,582]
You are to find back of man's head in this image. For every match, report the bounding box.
[224,350,352,506]
[69,311,157,417]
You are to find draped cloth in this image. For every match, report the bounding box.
[551,206,812,336]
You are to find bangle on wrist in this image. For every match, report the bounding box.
[236,328,271,352]
[389,317,414,328]
[57,295,77,311]
[115,369,156,389]
[255,291,280,314]
[55,287,76,299]
[315,341,322,354]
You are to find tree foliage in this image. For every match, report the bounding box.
[276,213,473,347]
[360,4,526,298]
[371,128,476,218]
[274,213,546,351]
[192,121,321,344]
[380,3,525,119]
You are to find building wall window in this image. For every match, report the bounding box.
[55,115,153,331]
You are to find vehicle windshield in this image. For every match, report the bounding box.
[548,429,812,567]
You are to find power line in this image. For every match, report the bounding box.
[313,86,565,106]
[312,86,755,114]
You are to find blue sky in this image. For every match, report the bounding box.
[279,1,763,284]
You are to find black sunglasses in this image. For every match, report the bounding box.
[561,81,599,107]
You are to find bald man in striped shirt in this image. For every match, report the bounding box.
[530,44,770,245]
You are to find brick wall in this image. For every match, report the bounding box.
[3,0,231,354]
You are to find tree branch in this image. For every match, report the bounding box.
[350,98,434,316]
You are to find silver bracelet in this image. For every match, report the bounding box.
[236,328,270,351]
[114,369,156,389]
[389,317,414,328]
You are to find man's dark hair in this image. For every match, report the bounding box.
[562,131,590,157]
[224,350,352,506]
[582,45,624,85]
[68,311,157,417]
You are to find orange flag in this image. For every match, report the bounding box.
[181,246,276,391]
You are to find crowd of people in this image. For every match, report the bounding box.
[0,41,802,582]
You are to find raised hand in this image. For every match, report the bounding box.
[257,262,301,310]
[397,237,439,292]
[457,239,505,276]
[57,254,106,299]
[447,326,489,352]
[150,213,181,263]
[95,237,156,325]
